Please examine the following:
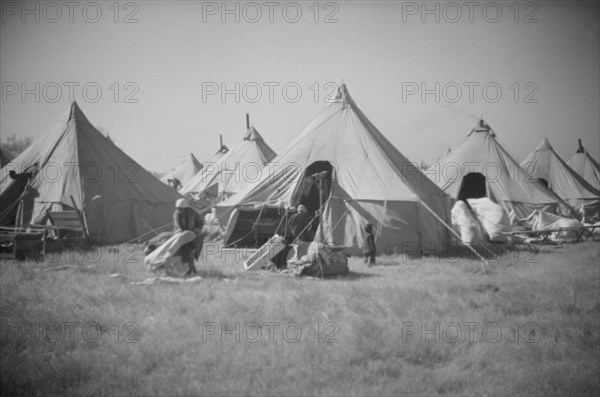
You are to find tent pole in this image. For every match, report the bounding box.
[17,200,23,227]
[319,177,324,242]
[70,195,89,240]
[418,200,488,273]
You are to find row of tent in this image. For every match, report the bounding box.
[1,84,599,252]
[215,85,599,253]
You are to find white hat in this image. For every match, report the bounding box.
[298,204,307,213]
[175,198,189,208]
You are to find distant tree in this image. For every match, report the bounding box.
[1,134,32,155]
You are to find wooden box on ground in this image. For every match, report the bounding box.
[0,231,44,261]
[320,251,349,277]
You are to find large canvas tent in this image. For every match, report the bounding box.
[520,138,600,213]
[567,139,600,191]
[0,102,183,244]
[180,126,276,200]
[160,153,202,187]
[219,84,454,254]
[426,120,570,219]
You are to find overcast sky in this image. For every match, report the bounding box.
[1,0,598,172]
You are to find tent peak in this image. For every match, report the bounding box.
[243,126,265,141]
[534,137,553,150]
[65,101,91,125]
[328,83,355,107]
[577,139,585,153]
[469,119,495,137]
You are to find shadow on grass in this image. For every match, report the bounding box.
[195,267,229,280]
[326,271,379,280]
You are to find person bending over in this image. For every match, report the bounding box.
[173,198,205,275]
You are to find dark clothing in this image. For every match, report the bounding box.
[174,207,203,233]
[173,208,205,274]
[288,212,312,242]
[172,178,182,190]
[363,232,376,265]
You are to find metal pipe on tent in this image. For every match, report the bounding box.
[311,170,329,242]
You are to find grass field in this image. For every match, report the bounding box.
[1,241,599,396]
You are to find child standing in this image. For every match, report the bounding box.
[363,223,376,266]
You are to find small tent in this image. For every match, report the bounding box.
[520,138,600,212]
[180,126,276,200]
[426,120,571,219]
[0,102,183,244]
[219,84,454,254]
[160,153,202,188]
[567,139,600,191]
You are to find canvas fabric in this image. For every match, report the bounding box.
[567,148,600,191]
[161,153,202,187]
[180,126,276,198]
[521,138,600,209]
[219,84,454,254]
[426,122,571,219]
[0,102,183,243]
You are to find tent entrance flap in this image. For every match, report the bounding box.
[293,161,334,239]
[457,172,486,201]
[293,161,334,212]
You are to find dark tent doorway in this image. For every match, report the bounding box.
[457,172,486,201]
[294,161,334,211]
[0,165,39,226]
[292,161,334,239]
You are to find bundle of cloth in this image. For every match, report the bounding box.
[143,198,206,277]
[467,198,512,243]
[521,209,584,242]
[451,198,513,244]
[579,207,600,238]
[451,201,487,244]
[144,231,197,277]
[287,242,348,277]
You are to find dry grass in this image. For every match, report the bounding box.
[1,241,599,396]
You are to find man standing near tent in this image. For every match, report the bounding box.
[288,204,313,243]
[173,198,205,275]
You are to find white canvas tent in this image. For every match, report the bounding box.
[521,138,600,215]
[426,120,571,219]
[180,126,276,200]
[0,102,183,244]
[219,84,454,254]
[160,153,202,188]
[567,139,600,191]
